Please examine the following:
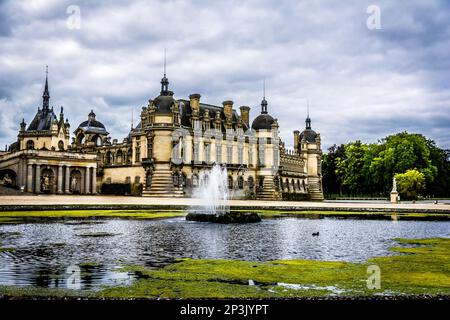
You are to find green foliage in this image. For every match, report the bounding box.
[395,169,426,200]
[323,132,449,197]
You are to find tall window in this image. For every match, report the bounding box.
[238,147,243,165]
[135,143,141,163]
[227,145,232,164]
[147,137,153,159]
[258,143,265,167]
[216,143,222,164]
[193,143,199,163]
[204,144,210,164]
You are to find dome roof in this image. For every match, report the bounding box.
[79,119,106,129]
[252,113,275,130]
[251,97,276,130]
[78,110,107,134]
[300,128,318,143]
[153,91,176,114]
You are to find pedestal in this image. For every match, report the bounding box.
[390,191,398,203]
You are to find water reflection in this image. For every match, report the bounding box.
[0,217,448,290]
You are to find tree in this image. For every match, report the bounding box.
[322,131,448,198]
[394,169,425,200]
[322,144,345,195]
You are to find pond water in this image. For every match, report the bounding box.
[0,217,448,291]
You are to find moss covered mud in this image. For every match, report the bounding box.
[1,238,448,299]
[253,210,450,221]
[0,210,185,224]
[98,238,450,298]
[0,208,448,224]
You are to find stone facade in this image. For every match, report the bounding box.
[0,69,324,200]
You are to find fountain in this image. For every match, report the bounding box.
[185,164,261,223]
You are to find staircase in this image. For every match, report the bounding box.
[142,165,184,197]
[307,177,324,201]
[256,176,282,201]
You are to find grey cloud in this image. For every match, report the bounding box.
[0,0,449,152]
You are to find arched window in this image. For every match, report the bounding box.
[237,176,244,189]
[92,135,102,146]
[26,140,35,150]
[58,140,64,151]
[116,150,123,164]
[105,151,112,165]
[228,176,233,189]
[77,133,85,145]
[248,176,254,189]
[192,174,199,187]
[127,148,132,164]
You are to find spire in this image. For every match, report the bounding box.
[261,78,268,114]
[160,48,169,94]
[42,65,50,111]
[305,99,311,129]
[131,107,134,130]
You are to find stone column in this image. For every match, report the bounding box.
[35,164,41,193]
[27,163,33,193]
[65,166,70,194]
[91,167,97,194]
[57,165,63,194]
[85,167,91,194]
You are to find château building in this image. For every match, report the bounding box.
[0,68,324,201]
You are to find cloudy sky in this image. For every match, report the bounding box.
[1,0,449,151]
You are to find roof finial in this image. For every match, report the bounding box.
[263,77,266,100]
[306,99,312,129]
[260,78,268,114]
[42,65,50,111]
[164,48,167,77]
[131,107,134,130]
[160,49,169,94]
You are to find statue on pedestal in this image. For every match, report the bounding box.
[390,176,399,203]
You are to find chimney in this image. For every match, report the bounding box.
[222,100,233,119]
[189,93,201,114]
[239,106,250,127]
[294,130,300,154]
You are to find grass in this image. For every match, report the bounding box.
[0,209,448,223]
[0,209,185,221]
[98,238,450,299]
[0,238,448,299]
